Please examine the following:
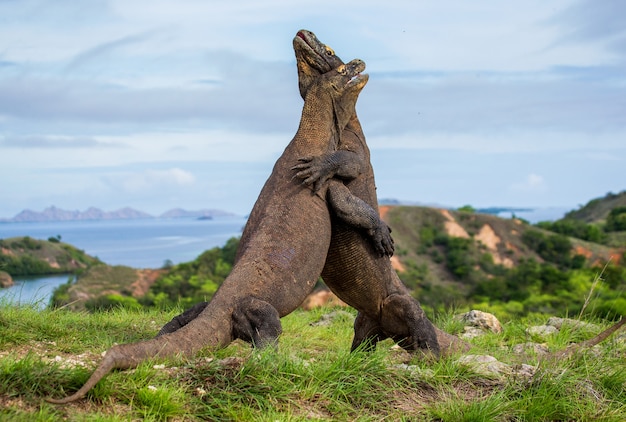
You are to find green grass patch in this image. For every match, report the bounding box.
[0,303,624,420]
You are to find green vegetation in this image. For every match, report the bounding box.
[606,206,626,232]
[382,205,626,321]
[565,190,626,223]
[50,265,144,311]
[536,218,607,243]
[0,236,99,277]
[1,302,624,420]
[140,237,239,309]
[457,204,476,213]
[545,191,626,247]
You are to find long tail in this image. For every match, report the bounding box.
[549,317,625,359]
[46,348,121,404]
[46,306,232,404]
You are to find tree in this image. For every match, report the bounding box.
[605,207,626,232]
[457,205,475,213]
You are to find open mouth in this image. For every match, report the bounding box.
[346,73,366,87]
[296,31,313,48]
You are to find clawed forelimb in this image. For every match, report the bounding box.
[293,152,394,257]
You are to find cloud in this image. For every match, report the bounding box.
[360,67,626,138]
[0,51,300,133]
[64,30,161,72]
[510,173,547,192]
[1,2,624,144]
[367,129,626,155]
[551,1,626,42]
[111,167,196,193]
[0,60,16,68]
[586,152,623,162]
[0,135,123,149]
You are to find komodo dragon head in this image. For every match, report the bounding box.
[293,29,345,99]
[303,57,369,142]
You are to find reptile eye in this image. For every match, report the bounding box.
[325,46,335,56]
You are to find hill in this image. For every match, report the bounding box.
[536,191,626,248]
[0,206,236,222]
[381,205,624,318]
[0,236,101,280]
[51,264,165,312]
[4,206,152,223]
[564,190,626,223]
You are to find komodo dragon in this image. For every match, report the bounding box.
[47,57,388,404]
[291,30,460,355]
[158,30,459,355]
[292,30,625,358]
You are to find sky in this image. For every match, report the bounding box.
[1,0,625,219]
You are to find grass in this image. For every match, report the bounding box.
[0,301,624,421]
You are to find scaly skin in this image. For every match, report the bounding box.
[47,58,383,404]
[292,30,459,356]
[160,30,463,355]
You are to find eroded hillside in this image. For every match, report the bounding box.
[383,205,624,317]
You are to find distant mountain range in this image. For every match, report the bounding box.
[0,206,236,223]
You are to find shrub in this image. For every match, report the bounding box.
[521,229,574,268]
[537,219,606,243]
[0,254,53,276]
[85,294,142,312]
[49,277,75,308]
[605,206,626,232]
[435,236,473,280]
[143,237,240,308]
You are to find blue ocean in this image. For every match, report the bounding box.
[0,216,247,307]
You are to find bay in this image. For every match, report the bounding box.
[0,275,73,309]
[0,216,246,307]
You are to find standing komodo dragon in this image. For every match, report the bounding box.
[159,30,457,355]
[292,30,456,355]
[292,29,624,358]
[47,57,390,404]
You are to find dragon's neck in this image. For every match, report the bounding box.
[293,94,340,152]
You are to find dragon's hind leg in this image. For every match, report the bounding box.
[351,311,386,352]
[380,294,440,357]
[156,297,282,348]
[232,296,283,348]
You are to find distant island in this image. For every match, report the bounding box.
[0,206,236,223]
